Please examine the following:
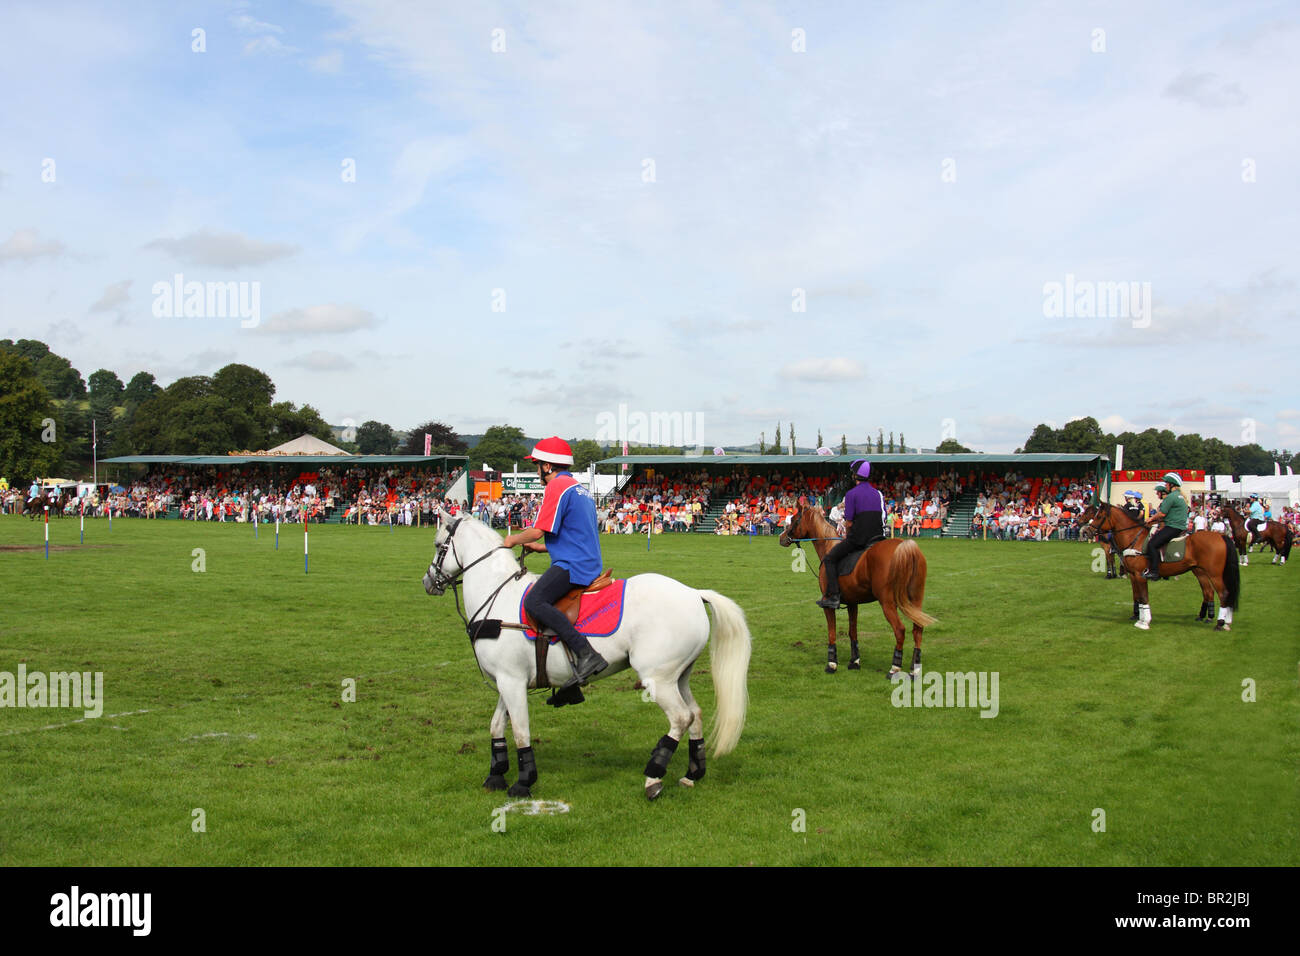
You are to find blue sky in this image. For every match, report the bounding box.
[2,0,1297,452]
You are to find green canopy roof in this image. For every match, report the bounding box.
[101,455,467,466]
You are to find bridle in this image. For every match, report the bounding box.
[1088,501,1149,548]
[425,515,529,642]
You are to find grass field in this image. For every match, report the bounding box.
[2,516,1296,866]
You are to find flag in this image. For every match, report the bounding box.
[424,433,432,456]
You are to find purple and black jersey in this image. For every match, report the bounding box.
[841,482,885,545]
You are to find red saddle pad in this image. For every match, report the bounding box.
[519,579,627,641]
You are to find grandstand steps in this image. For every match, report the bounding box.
[942,491,976,537]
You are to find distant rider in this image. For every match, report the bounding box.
[818,460,886,608]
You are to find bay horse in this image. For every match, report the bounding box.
[1221,505,1291,566]
[778,504,936,678]
[423,508,752,801]
[21,490,61,519]
[1086,502,1240,630]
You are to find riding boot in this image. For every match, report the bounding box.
[560,632,608,689]
[817,559,842,609]
[1143,542,1161,580]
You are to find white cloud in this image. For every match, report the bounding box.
[1163,71,1247,108]
[0,228,64,263]
[90,279,131,312]
[258,304,378,336]
[142,230,299,268]
[780,358,864,382]
[284,350,356,371]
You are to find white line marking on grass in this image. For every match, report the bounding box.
[186,732,259,741]
[0,709,151,736]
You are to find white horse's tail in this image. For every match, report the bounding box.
[697,589,752,758]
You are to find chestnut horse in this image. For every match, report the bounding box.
[1086,502,1240,630]
[1221,505,1291,566]
[779,504,936,677]
[1078,505,1125,578]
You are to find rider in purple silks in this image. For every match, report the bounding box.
[817,460,886,608]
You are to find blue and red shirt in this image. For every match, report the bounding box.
[533,472,602,586]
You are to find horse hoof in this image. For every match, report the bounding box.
[825,662,837,673]
[847,659,861,670]
[1214,621,1227,631]
[1133,621,1149,630]
[678,777,694,788]
[646,780,664,801]
[484,774,508,791]
[507,782,531,798]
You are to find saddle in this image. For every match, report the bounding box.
[524,569,616,638]
[527,569,617,692]
[828,536,886,599]
[1124,534,1187,564]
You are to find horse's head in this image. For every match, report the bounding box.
[423,506,468,595]
[777,505,801,547]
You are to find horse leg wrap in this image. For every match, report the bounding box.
[911,647,922,673]
[516,746,537,788]
[685,738,706,781]
[891,648,903,670]
[644,734,679,779]
[489,738,509,776]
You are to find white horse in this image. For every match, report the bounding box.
[422,509,752,800]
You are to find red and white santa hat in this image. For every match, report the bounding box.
[526,436,574,467]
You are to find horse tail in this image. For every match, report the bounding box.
[889,540,937,627]
[697,589,752,758]
[1221,534,1241,610]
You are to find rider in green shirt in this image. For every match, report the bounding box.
[1143,473,1188,580]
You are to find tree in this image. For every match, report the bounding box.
[356,421,397,455]
[471,425,529,472]
[88,369,125,402]
[899,432,906,453]
[1201,438,1233,476]
[876,429,883,454]
[771,422,782,455]
[817,429,824,449]
[839,434,847,455]
[789,423,796,453]
[758,431,766,455]
[0,352,59,479]
[266,402,334,445]
[569,438,604,472]
[888,432,894,454]
[213,364,275,413]
[0,339,85,399]
[1231,443,1274,476]
[123,372,161,406]
[1021,423,1060,454]
[401,421,467,457]
[936,439,972,454]
[1059,417,1105,454]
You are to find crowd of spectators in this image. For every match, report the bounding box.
[3,465,465,526]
